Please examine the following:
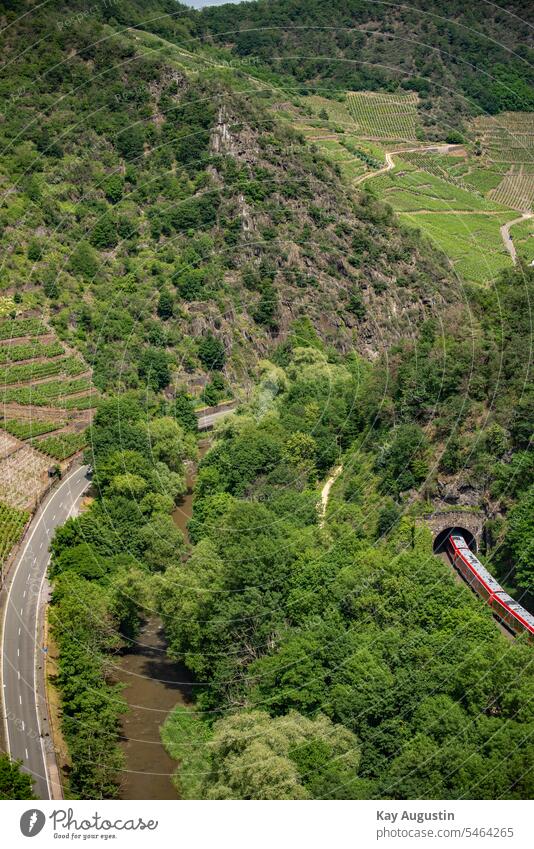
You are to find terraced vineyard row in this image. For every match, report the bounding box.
[0,355,87,386]
[0,502,29,566]
[489,175,534,212]
[346,91,420,141]
[0,419,64,439]
[473,113,534,171]
[0,317,47,340]
[32,431,88,461]
[0,312,96,559]
[399,152,483,197]
[0,339,63,363]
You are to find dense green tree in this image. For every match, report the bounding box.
[197,333,226,371]
[157,289,174,320]
[163,709,362,800]
[138,347,170,391]
[0,756,35,800]
[69,241,99,279]
[103,173,124,204]
[90,215,117,250]
[172,391,198,433]
[115,125,145,161]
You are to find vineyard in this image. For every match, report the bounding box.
[300,132,368,182]
[0,502,29,567]
[509,217,534,265]
[345,91,421,141]
[473,112,534,170]
[0,312,96,519]
[489,175,534,212]
[0,339,64,364]
[0,317,47,340]
[371,158,507,214]
[286,95,532,283]
[472,112,534,211]
[0,419,65,439]
[0,446,53,511]
[32,431,88,461]
[399,211,513,284]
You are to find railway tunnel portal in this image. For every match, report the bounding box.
[425,510,484,554]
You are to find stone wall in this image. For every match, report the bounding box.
[422,510,485,549]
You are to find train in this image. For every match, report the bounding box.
[447,534,534,638]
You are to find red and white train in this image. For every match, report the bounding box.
[448,534,534,638]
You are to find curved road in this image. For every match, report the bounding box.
[500,212,534,264]
[353,143,463,187]
[1,464,90,799]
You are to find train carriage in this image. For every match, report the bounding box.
[447,534,534,639]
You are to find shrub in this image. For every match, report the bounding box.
[197,333,225,371]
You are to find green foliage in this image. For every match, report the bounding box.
[0,318,46,340]
[0,418,62,439]
[375,424,429,496]
[157,289,174,320]
[252,284,279,330]
[138,347,170,391]
[115,125,145,161]
[32,431,88,460]
[163,708,362,800]
[27,239,43,261]
[103,173,124,204]
[49,392,192,797]
[200,373,226,406]
[197,333,225,371]
[70,241,100,279]
[0,755,35,800]
[90,215,117,250]
[50,574,126,798]
[0,339,63,363]
[171,391,198,433]
[505,486,534,594]
[0,501,29,564]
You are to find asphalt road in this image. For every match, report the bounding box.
[1,464,90,799]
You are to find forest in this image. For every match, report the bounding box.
[44,264,534,799]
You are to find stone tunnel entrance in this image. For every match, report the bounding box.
[433,526,477,554]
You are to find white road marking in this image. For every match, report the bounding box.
[25,748,28,760]
[0,466,89,799]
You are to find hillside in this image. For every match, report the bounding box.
[0,0,533,805]
[196,0,534,136]
[0,0,458,398]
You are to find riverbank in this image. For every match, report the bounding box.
[115,619,192,800]
[115,439,209,799]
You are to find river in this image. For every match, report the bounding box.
[115,441,208,799]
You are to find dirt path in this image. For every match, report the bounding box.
[319,465,343,527]
[353,144,463,187]
[500,212,534,264]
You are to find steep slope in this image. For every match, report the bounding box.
[196,0,534,136]
[0,1,458,399]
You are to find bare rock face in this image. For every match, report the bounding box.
[436,475,483,508]
[186,95,461,382]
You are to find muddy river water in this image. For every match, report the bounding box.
[115,442,208,799]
